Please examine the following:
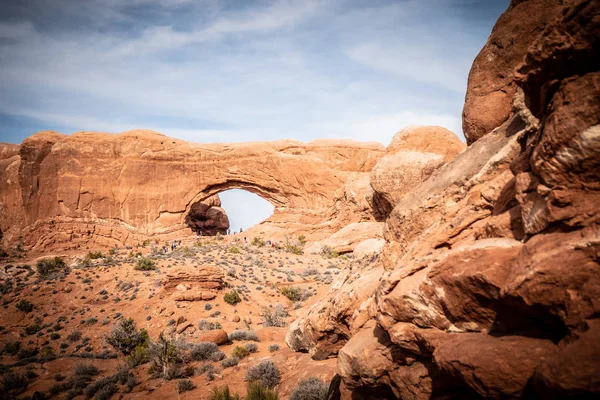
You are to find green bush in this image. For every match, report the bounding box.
[231,346,249,359]
[229,330,260,342]
[1,340,21,356]
[246,361,280,389]
[134,257,156,271]
[223,290,241,305]
[148,332,183,380]
[290,377,329,400]
[105,318,149,355]
[15,299,34,313]
[251,237,266,247]
[86,251,103,260]
[320,245,339,258]
[23,323,41,336]
[245,381,279,400]
[189,342,221,361]
[210,385,240,400]
[1,371,28,392]
[285,244,303,255]
[280,287,302,301]
[126,344,150,367]
[36,257,67,277]
[229,246,241,254]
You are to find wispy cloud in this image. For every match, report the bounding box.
[0,0,508,145]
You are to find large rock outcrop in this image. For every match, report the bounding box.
[462,0,564,144]
[289,0,600,398]
[0,134,386,250]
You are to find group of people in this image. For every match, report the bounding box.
[156,240,182,254]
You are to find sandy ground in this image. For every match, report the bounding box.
[0,236,346,399]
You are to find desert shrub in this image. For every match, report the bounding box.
[210,385,240,400]
[228,330,260,342]
[67,330,82,342]
[0,279,13,294]
[251,237,265,247]
[74,363,99,378]
[50,333,61,340]
[198,319,222,331]
[189,342,220,361]
[221,357,240,369]
[245,361,280,388]
[105,318,149,355]
[245,381,279,400]
[16,347,38,359]
[209,385,240,400]
[320,245,339,258]
[262,305,288,328]
[86,251,103,260]
[84,376,117,399]
[268,344,279,353]
[244,343,258,353]
[1,371,28,392]
[297,235,307,245]
[2,340,21,356]
[177,379,195,393]
[231,346,249,359]
[223,290,241,305]
[148,332,182,380]
[285,244,303,255]
[134,257,156,271]
[229,246,241,254]
[15,299,34,313]
[36,257,67,278]
[126,345,150,367]
[23,323,41,336]
[280,287,301,301]
[39,346,56,361]
[290,377,329,400]
[205,303,213,311]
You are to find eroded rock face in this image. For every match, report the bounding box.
[0,134,385,250]
[370,126,465,216]
[289,0,600,398]
[462,0,563,144]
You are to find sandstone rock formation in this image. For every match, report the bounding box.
[289,0,600,398]
[0,134,386,251]
[370,126,465,216]
[163,265,224,301]
[185,194,229,236]
[462,0,564,144]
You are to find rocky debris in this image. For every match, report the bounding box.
[163,266,224,302]
[289,0,600,398]
[370,126,465,216]
[196,329,229,346]
[462,0,563,144]
[185,194,229,236]
[305,222,384,255]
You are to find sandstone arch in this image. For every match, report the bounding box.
[0,129,386,250]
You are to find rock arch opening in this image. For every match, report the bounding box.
[185,189,274,236]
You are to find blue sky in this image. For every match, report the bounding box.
[0,0,508,230]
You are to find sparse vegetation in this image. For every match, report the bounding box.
[189,342,222,361]
[245,381,279,400]
[246,361,280,388]
[86,251,103,260]
[221,357,240,369]
[262,305,288,327]
[15,299,34,313]
[105,318,149,355]
[210,385,240,400]
[198,319,222,331]
[290,377,329,400]
[36,257,67,278]
[268,344,280,353]
[229,330,260,342]
[280,286,310,302]
[252,237,266,247]
[231,346,250,359]
[224,289,241,305]
[178,379,195,393]
[229,245,241,254]
[135,257,156,271]
[148,332,183,380]
[320,245,339,258]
